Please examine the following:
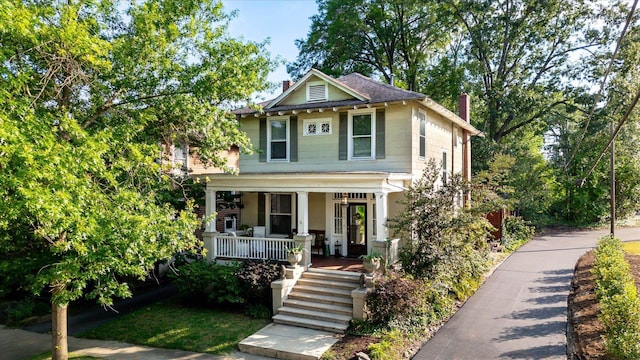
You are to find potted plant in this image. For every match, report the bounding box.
[285,244,306,267]
[360,252,383,274]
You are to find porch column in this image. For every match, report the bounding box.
[296,191,309,236]
[203,187,218,262]
[205,187,217,232]
[375,192,388,242]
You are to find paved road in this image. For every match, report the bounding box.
[414,227,640,360]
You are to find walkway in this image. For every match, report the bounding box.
[414,227,640,360]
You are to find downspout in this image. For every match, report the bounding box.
[459,94,472,207]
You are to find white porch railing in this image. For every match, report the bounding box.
[214,235,295,261]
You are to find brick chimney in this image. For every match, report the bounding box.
[459,93,472,206]
[283,80,294,93]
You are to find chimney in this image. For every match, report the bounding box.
[390,73,395,87]
[459,93,470,122]
[283,80,294,93]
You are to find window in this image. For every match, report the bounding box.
[418,111,426,158]
[307,81,327,102]
[268,118,289,161]
[442,151,448,184]
[303,118,332,136]
[334,203,343,235]
[270,194,292,235]
[349,111,375,159]
[172,143,188,176]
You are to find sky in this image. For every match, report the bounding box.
[222,0,319,100]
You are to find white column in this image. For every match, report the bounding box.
[375,192,388,241]
[341,203,348,256]
[296,191,309,236]
[205,188,217,232]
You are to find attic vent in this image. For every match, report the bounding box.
[307,81,327,102]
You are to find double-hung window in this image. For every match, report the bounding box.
[349,111,375,159]
[268,118,289,161]
[270,193,292,235]
[418,111,426,158]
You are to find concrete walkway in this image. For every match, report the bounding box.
[414,226,640,360]
[1,324,273,360]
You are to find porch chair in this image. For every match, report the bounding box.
[311,233,324,255]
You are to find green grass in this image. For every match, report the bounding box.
[79,300,270,355]
[623,241,640,255]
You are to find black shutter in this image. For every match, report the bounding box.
[290,116,298,162]
[259,118,266,162]
[258,193,265,226]
[376,109,385,159]
[339,112,347,160]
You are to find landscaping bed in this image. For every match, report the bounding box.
[568,250,640,359]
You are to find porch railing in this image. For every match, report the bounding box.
[214,234,295,261]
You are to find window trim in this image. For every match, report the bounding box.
[267,117,290,162]
[348,109,376,160]
[303,118,332,136]
[418,110,427,159]
[306,81,328,102]
[267,193,294,237]
[441,149,449,184]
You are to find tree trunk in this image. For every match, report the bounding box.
[51,300,68,360]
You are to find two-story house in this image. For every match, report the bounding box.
[196,69,480,265]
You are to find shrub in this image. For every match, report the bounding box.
[169,260,243,306]
[237,260,283,313]
[501,216,534,251]
[367,272,454,332]
[368,330,405,360]
[593,236,640,358]
[5,297,49,325]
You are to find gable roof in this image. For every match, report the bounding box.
[234,69,481,136]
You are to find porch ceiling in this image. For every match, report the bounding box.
[198,172,412,193]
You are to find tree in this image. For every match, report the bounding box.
[288,0,454,91]
[445,0,611,143]
[0,1,274,359]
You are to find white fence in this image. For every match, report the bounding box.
[214,235,294,261]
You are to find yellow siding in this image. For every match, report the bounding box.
[240,192,258,228]
[308,192,326,230]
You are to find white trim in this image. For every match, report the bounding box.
[267,117,289,162]
[348,109,376,160]
[306,81,328,102]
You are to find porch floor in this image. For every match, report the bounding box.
[310,255,365,273]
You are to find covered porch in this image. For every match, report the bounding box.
[198,172,407,268]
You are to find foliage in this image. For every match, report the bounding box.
[5,297,50,326]
[389,160,491,294]
[501,216,535,251]
[236,259,283,312]
[79,299,270,355]
[368,330,406,360]
[169,260,243,306]
[592,236,640,358]
[0,0,274,357]
[288,0,454,91]
[367,272,454,333]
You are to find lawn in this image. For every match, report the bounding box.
[622,240,640,255]
[79,299,270,355]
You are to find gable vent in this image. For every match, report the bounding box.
[307,83,327,102]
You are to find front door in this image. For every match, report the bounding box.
[347,203,367,257]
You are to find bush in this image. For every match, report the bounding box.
[593,236,640,358]
[501,216,534,251]
[368,330,405,360]
[237,260,283,313]
[169,260,243,306]
[5,298,49,325]
[367,272,453,332]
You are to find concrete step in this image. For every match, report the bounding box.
[277,306,352,324]
[296,277,361,290]
[294,284,353,299]
[238,324,339,360]
[283,299,352,316]
[287,291,353,306]
[303,268,363,284]
[272,314,349,333]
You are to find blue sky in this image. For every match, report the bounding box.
[222,0,319,99]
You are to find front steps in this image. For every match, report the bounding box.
[273,268,362,333]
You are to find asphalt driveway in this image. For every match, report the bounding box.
[413,226,640,360]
